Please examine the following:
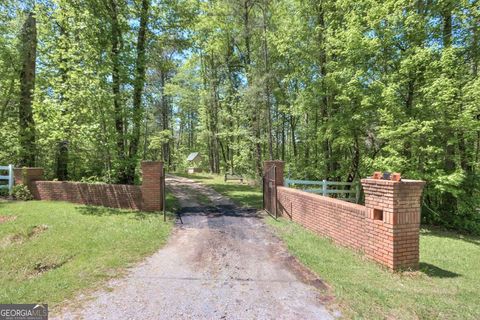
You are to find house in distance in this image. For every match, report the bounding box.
[187,152,203,174]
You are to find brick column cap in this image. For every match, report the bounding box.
[361,178,425,187]
[264,160,285,164]
[141,161,164,166]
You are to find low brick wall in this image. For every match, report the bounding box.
[277,187,368,251]
[14,162,164,212]
[30,181,143,210]
[266,161,425,270]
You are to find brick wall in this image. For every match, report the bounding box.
[31,181,143,210]
[269,161,425,270]
[277,187,368,251]
[14,162,164,212]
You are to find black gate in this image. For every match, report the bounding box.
[161,167,166,222]
[263,164,278,219]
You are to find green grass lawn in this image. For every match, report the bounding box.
[0,197,175,306]
[182,173,480,319]
[268,219,480,319]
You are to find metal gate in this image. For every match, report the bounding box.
[161,167,166,221]
[263,164,278,219]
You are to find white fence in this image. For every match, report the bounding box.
[0,165,14,195]
[284,178,360,203]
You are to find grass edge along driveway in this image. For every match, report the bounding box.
[0,196,176,307]
[183,172,480,320]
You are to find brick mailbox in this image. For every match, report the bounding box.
[361,178,425,270]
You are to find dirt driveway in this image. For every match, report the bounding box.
[55,176,338,319]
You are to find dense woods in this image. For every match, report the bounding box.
[0,0,479,233]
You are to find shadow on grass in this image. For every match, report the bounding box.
[178,204,262,218]
[208,183,263,208]
[173,173,214,180]
[75,205,167,220]
[421,227,480,247]
[419,262,461,278]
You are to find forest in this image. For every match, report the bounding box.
[0,0,479,233]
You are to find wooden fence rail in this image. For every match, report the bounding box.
[0,165,14,195]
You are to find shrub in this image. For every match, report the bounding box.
[0,188,9,197]
[13,184,33,201]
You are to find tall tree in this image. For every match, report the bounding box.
[127,0,150,183]
[18,11,37,167]
[107,0,127,182]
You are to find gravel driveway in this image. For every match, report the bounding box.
[54,175,338,319]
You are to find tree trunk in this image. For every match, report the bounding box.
[441,2,457,215]
[242,0,262,176]
[56,23,70,181]
[262,2,274,160]
[18,12,37,167]
[315,1,331,175]
[126,0,150,184]
[109,0,127,182]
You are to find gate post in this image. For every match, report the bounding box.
[263,161,285,218]
[141,161,164,212]
[263,161,285,186]
[13,167,44,199]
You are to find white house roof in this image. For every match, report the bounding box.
[187,152,200,161]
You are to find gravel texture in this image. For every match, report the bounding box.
[54,175,338,320]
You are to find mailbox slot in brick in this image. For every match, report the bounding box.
[373,208,383,221]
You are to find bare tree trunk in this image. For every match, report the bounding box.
[108,0,127,182]
[261,1,274,160]
[242,0,262,176]
[56,23,69,181]
[225,37,238,173]
[441,2,457,215]
[19,11,37,167]
[159,69,171,166]
[127,0,150,184]
[315,1,331,175]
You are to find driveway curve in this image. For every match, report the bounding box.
[54,175,338,319]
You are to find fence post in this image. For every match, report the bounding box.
[162,167,166,222]
[274,165,278,219]
[322,179,327,196]
[355,183,361,203]
[262,175,265,210]
[8,164,14,195]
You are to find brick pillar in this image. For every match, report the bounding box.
[361,178,425,270]
[141,161,164,212]
[263,160,285,186]
[13,167,44,199]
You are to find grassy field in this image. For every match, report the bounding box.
[183,172,480,319]
[0,195,176,306]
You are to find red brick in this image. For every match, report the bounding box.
[269,161,425,271]
[16,161,164,212]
